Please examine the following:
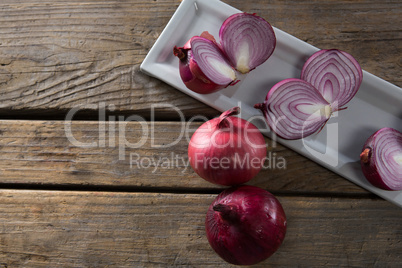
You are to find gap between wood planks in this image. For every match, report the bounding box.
[0,182,377,200]
[0,107,220,122]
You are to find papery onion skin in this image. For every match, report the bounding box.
[301,49,363,109]
[255,78,331,140]
[219,13,276,74]
[360,128,402,191]
[205,185,287,265]
[188,107,267,186]
[173,35,236,94]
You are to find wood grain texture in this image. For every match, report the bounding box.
[0,0,400,119]
[0,2,400,266]
[0,0,214,119]
[0,119,368,194]
[0,190,400,267]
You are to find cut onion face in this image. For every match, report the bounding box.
[255,49,362,140]
[360,128,402,191]
[174,13,276,93]
[191,37,237,85]
[301,49,363,109]
[173,36,236,94]
[219,13,276,74]
[255,79,331,140]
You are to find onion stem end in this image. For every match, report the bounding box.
[360,148,371,164]
[173,46,186,61]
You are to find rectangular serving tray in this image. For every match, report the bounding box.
[140,0,402,207]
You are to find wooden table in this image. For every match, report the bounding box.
[0,0,401,266]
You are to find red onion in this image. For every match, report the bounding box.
[255,49,362,140]
[205,185,287,265]
[301,49,363,109]
[219,13,276,74]
[188,107,267,186]
[360,127,402,191]
[255,78,332,140]
[174,13,276,93]
[173,34,237,94]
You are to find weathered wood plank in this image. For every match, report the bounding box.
[0,0,400,119]
[0,190,400,267]
[0,120,367,194]
[0,0,214,119]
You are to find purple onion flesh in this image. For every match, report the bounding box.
[174,13,276,93]
[173,36,236,94]
[255,49,363,140]
[219,13,276,74]
[360,127,402,191]
[255,78,332,140]
[301,49,363,110]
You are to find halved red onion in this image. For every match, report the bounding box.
[219,13,276,74]
[254,78,331,140]
[301,49,363,109]
[360,128,402,191]
[173,36,237,94]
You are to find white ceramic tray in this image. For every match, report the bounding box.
[140,0,402,207]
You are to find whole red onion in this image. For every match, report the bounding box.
[188,107,267,186]
[205,185,287,265]
[360,127,402,190]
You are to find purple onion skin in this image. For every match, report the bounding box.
[188,107,267,186]
[360,128,402,191]
[205,185,287,265]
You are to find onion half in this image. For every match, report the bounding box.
[173,36,237,94]
[174,13,276,93]
[219,13,276,74]
[255,49,362,140]
[360,128,402,191]
[301,49,363,109]
[255,78,332,140]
